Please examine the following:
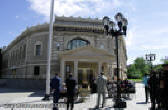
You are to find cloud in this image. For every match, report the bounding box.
[125,27,136,47]
[15,16,19,19]
[141,45,168,50]
[152,27,168,35]
[27,0,135,19]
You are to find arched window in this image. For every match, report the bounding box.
[67,38,90,50]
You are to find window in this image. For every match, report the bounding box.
[23,45,26,58]
[67,38,90,50]
[56,43,60,50]
[34,41,42,56]
[34,66,40,75]
[100,44,105,49]
[66,65,71,73]
[35,45,41,56]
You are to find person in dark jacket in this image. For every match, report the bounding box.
[50,73,61,110]
[148,72,156,110]
[66,73,77,110]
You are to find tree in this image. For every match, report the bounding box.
[127,57,150,79]
[160,58,168,64]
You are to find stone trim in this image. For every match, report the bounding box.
[3,24,104,54]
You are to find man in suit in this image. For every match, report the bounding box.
[66,73,77,110]
[50,73,61,110]
[96,72,107,108]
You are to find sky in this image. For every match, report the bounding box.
[0,0,168,65]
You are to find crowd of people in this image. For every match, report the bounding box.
[50,72,135,110]
[50,72,109,110]
[143,69,168,110]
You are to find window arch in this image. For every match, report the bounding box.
[67,38,90,50]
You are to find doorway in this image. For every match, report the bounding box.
[78,68,94,88]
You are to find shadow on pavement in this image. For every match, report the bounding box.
[0,87,36,93]
[28,91,44,97]
[136,102,147,104]
[89,106,125,110]
[0,88,42,93]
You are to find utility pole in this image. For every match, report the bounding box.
[43,0,54,100]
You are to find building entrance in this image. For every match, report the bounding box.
[77,62,98,89]
[78,68,94,87]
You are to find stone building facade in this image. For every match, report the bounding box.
[0,16,127,89]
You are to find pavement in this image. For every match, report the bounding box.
[0,83,151,110]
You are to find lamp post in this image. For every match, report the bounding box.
[145,53,156,110]
[103,13,128,108]
[42,0,55,100]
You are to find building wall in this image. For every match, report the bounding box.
[0,49,2,77]
[0,16,127,89]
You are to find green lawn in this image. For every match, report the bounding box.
[128,79,142,83]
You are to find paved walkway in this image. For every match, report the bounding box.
[0,83,151,110]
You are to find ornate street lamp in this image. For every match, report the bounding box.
[145,53,156,71]
[145,53,156,110]
[103,12,128,108]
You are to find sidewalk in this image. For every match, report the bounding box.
[0,83,150,110]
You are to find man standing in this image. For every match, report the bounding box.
[148,72,156,110]
[66,73,77,110]
[143,73,149,103]
[96,72,107,108]
[50,73,61,110]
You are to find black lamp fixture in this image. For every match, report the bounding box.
[103,12,128,108]
[145,53,156,62]
[103,12,128,36]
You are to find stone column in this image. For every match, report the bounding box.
[60,60,65,82]
[98,62,102,75]
[74,60,78,83]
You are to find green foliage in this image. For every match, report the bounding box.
[127,57,150,79]
[128,79,142,83]
[153,64,163,71]
[164,60,168,64]
[127,57,168,79]
[160,58,168,64]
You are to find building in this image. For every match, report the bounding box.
[0,16,127,89]
[0,49,2,77]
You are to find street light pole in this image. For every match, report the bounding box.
[145,53,156,109]
[103,12,128,108]
[115,34,121,100]
[43,0,55,100]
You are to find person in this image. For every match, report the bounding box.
[143,73,149,103]
[95,72,107,108]
[60,83,67,102]
[66,73,77,110]
[50,73,61,110]
[92,79,97,93]
[148,72,156,110]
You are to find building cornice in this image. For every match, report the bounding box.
[4,21,104,53]
[55,16,102,23]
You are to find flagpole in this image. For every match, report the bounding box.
[43,0,54,100]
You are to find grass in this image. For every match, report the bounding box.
[128,78,142,83]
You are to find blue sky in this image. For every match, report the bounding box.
[0,0,168,65]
